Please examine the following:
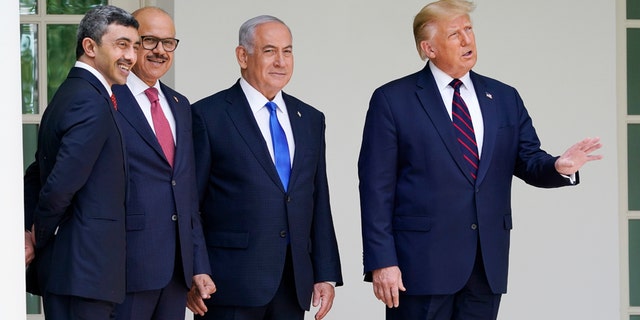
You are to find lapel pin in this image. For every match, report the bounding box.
[173,96,179,103]
[297,111,302,118]
[485,92,493,99]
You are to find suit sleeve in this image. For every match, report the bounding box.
[34,94,114,248]
[310,114,343,286]
[511,89,575,188]
[358,88,400,275]
[191,102,212,208]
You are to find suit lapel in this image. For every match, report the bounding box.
[225,82,285,191]
[283,93,305,191]
[160,83,186,169]
[416,63,475,184]
[113,84,169,166]
[470,71,497,186]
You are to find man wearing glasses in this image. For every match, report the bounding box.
[112,7,215,319]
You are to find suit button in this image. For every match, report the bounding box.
[171,180,177,186]
[471,223,478,230]
[280,230,287,238]
[171,214,178,221]
[287,196,292,203]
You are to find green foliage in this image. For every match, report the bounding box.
[46,0,107,15]
[47,24,77,103]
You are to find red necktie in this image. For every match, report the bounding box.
[450,79,479,180]
[110,94,118,110]
[144,87,175,167]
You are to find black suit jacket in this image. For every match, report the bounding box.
[112,82,210,292]
[25,67,126,303]
[191,80,343,310]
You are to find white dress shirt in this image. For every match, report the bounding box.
[239,77,295,165]
[126,72,177,142]
[429,62,484,158]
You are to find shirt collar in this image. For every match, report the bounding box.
[74,61,113,96]
[127,72,162,98]
[239,77,286,113]
[428,61,473,91]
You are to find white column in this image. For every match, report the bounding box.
[1,1,27,319]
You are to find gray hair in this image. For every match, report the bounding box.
[238,15,291,54]
[76,5,139,59]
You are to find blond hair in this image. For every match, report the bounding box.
[413,0,475,60]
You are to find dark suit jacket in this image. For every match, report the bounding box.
[191,80,343,310]
[358,63,576,295]
[112,82,210,292]
[25,67,126,303]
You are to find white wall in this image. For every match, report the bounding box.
[174,1,618,319]
[2,0,27,319]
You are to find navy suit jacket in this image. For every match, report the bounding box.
[25,67,126,303]
[112,82,210,292]
[358,63,576,295]
[191,80,343,310]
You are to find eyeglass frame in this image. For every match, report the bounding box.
[140,35,180,52]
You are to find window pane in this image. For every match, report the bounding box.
[630,124,640,210]
[629,0,640,19]
[21,24,39,115]
[26,293,41,314]
[630,220,640,306]
[47,24,77,103]
[47,0,107,15]
[628,29,640,115]
[23,124,38,172]
[632,316,640,320]
[20,0,37,15]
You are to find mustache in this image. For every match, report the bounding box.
[145,53,169,61]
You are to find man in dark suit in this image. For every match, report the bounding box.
[23,5,138,319]
[187,15,343,320]
[111,7,215,320]
[358,0,603,319]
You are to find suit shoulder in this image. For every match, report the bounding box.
[283,92,324,119]
[191,87,231,111]
[470,71,517,92]
[160,82,190,105]
[373,70,422,94]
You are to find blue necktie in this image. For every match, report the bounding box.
[450,79,479,180]
[266,101,291,191]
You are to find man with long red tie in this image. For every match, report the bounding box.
[111,7,214,320]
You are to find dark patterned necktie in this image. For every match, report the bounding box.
[450,79,479,180]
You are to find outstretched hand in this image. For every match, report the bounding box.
[555,137,603,175]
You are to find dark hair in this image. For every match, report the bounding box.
[76,5,139,59]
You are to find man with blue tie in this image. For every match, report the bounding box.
[358,0,603,319]
[188,15,343,320]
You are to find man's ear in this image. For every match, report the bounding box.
[82,37,97,58]
[236,46,248,69]
[420,40,436,59]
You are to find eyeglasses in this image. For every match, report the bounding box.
[140,36,180,52]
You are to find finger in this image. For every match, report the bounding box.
[315,294,334,320]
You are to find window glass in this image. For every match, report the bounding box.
[47,24,77,102]
[630,124,640,210]
[629,0,640,19]
[21,24,39,114]
[628,29,640,115]
[47,0,107,14]
[630,220,640,306]
[23,124,38,171]
[20,0,37,14]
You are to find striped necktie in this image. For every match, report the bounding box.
[450,79,479,180]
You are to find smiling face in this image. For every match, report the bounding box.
[88,24,139,86]
[236,21,293,100]
[421,14,477,79]
[132,8,176,86]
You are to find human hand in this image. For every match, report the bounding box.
[312,282,335,320]
[25,230,35,266]
[187,274,216,316]
[555,137,603,175]
[372,266,406,308]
